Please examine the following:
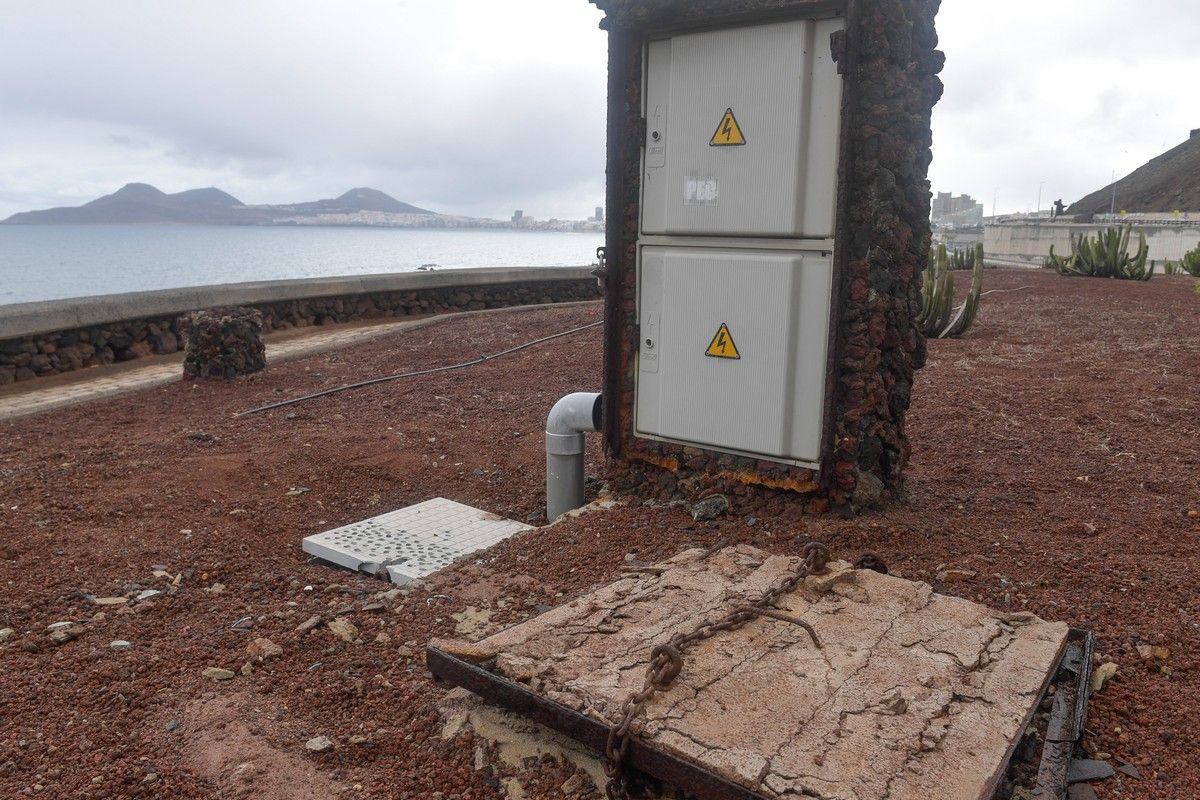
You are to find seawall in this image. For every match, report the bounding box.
[0,266,601,384]
[985,219,1200,265]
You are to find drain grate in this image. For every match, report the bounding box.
[302,497,533,585]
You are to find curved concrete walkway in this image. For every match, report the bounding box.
[0,301,599,421]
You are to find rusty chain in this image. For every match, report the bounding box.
[602,541,832,800]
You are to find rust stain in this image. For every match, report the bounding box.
[628,451,818,494]
[638,452,680,473]
[718,469,819,494]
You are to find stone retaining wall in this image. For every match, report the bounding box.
[986,220,1200,265]
[0,268,600,385]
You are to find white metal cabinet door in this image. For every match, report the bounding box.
[641,17,844,239]
[636,246,832,464]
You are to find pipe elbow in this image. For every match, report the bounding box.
[546,391,602,437]
[545,392,602,456]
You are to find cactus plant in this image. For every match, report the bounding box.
[945,246,977,271]
[920,243,984,339]
[943,245,984,337]
[1045,224,1152,280]
[1180,244,1200,277]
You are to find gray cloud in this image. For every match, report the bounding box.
[930,0,1200,213]
[1,0,1196,219]
[0,0,608,218]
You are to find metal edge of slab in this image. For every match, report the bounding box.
[977,624,1074,800]
[1032,628,1095,800]
[426,646,772,800]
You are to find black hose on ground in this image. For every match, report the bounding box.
[235,319,602,417]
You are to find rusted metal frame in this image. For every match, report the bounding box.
[427,646,772,800]
[1032,627,1095,799]
[634,1,848,38]
[601,25,631,458]
[978,627,1071,799]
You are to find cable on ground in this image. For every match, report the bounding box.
[980,285,1034,297]
[236,319,602,417]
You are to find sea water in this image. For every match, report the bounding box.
[0,225,604,306]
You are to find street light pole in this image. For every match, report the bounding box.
[1037,181,1045,215]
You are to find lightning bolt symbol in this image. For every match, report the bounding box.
[717,332,727,351]
[722,116,733,141]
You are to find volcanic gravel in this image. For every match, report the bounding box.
[1,272,1198,799]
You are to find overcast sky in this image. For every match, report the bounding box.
[1,0,1197,221]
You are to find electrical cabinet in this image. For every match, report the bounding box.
[634,16,844,468]
[635,246,833,463]
[641,17,844,238]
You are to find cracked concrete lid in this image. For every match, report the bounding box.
[450,545,1068,800]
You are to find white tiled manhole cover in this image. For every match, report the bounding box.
[302,497,532,585]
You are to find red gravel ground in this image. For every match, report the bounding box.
[1,271,1198,799]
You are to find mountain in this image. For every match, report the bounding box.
[170,187,243,207]
[1,183,255,224]
[1068,131,1200,217]
[1,184,434,224]
[280,188,432,215]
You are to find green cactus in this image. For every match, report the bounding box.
[919,245,954,336]
[943,244,984,337]
[1180,244,1200,277]
[1048,224,1152,280]
[920,243,983,339]
[947,246,977,271]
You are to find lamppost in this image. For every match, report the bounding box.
[1037,181,1046,216]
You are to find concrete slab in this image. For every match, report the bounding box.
[444,545,1068,800]
[302,497,532,586]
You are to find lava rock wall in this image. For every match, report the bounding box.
[0,278,601,385]
[181,307,267,380]
[593,0,943,513]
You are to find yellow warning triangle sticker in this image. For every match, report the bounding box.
[709,108,746,147]
[704,323,741,359]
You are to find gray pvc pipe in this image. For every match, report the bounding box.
[545,392,602,521]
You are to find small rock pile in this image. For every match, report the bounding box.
[180,306,266,379]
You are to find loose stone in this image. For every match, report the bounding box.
[305,736,334,753]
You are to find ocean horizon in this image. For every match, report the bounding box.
[0,224,604,307]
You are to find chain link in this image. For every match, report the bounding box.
[603,542,831,800]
